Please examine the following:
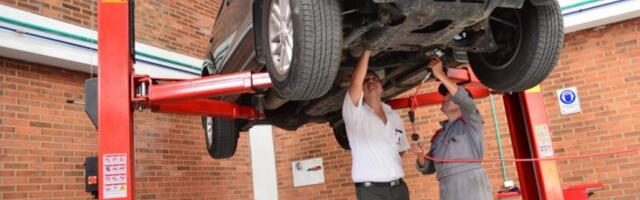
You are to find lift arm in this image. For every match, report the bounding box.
[138,72,271,104]
[132,72,271,120]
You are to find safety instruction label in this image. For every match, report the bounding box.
[103,154,127,199]
[534,125,554,157]
[557,87,581,115]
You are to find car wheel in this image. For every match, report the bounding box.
[330,119,350,150]
[202,116,240,159]
[259,0,342,100]
[468,1,563,92]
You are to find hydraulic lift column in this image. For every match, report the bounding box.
[503,87,564,200]
[97,0,135,199]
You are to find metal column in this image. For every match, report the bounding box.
[503,86,564,200]
[97,0,134,199]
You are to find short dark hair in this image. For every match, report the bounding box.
[364,71,382,84]
[438,83,449,96]
[365,71,380,79]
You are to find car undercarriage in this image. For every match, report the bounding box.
[201,0,563,157]
[254,0,558,131]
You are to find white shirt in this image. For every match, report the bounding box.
[342,93,409,182]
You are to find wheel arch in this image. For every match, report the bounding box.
[253,0,267,65]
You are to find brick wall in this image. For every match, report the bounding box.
[0,0,221,58]
[0,57,253,199]
[272,17,640,200]
[544,17,640,198]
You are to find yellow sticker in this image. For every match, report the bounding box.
[102,0,125,3]
[526,85,541,93]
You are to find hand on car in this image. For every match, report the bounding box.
[426,57,445,77]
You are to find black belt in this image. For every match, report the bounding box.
[355,179,404,188]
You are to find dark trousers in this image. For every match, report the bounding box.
[355,181,410,200]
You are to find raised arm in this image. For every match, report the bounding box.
[428,58,482,129]
[348,50,371,105]
[428,58,458,98]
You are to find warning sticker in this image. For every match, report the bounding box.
[103,154,127,199]
[534,125,554,157]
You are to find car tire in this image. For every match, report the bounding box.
[330,119,350,150]
[202,116,240,159]
[468,1,563,92]
[259,0,342,100]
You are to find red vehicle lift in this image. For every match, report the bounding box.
[95,1,602,199]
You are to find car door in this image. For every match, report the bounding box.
[207,0,256,74]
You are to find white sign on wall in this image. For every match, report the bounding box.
[556,87,581,115]
[292,158,325,187]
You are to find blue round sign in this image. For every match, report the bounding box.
[560,90,576,104]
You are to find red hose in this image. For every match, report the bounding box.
[421,147,640,163]
[409,82,425,133]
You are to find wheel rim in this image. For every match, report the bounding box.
[205,117,213,148]
[268,0,294,76]
[481,8,523,70]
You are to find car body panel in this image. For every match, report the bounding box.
[207,0,257,74]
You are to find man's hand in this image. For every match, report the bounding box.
[427,57,458,96]
[426,57,445,78]
[410,142,428,167]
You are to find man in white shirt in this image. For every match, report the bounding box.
[342,49,410,200]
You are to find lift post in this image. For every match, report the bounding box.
[97,0,134,199]
[504,88,564,199]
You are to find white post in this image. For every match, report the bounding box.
[249,125,278,200]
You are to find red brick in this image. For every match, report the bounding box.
[0,171,16,177]
[28,177,52,184]
[15,170,39,177]
[29,121,52,128]
[52,191,74,197]
[4,105,28,112]
[16,185,40,192]
[4,163,28,169]
[41,142,63,149]
[41,184,62,191]
[63,171,82,177]
[2,192,27,199]
[27,191,53,198]
[0,186,15,192]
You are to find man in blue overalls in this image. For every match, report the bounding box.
[411,58,492,200]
